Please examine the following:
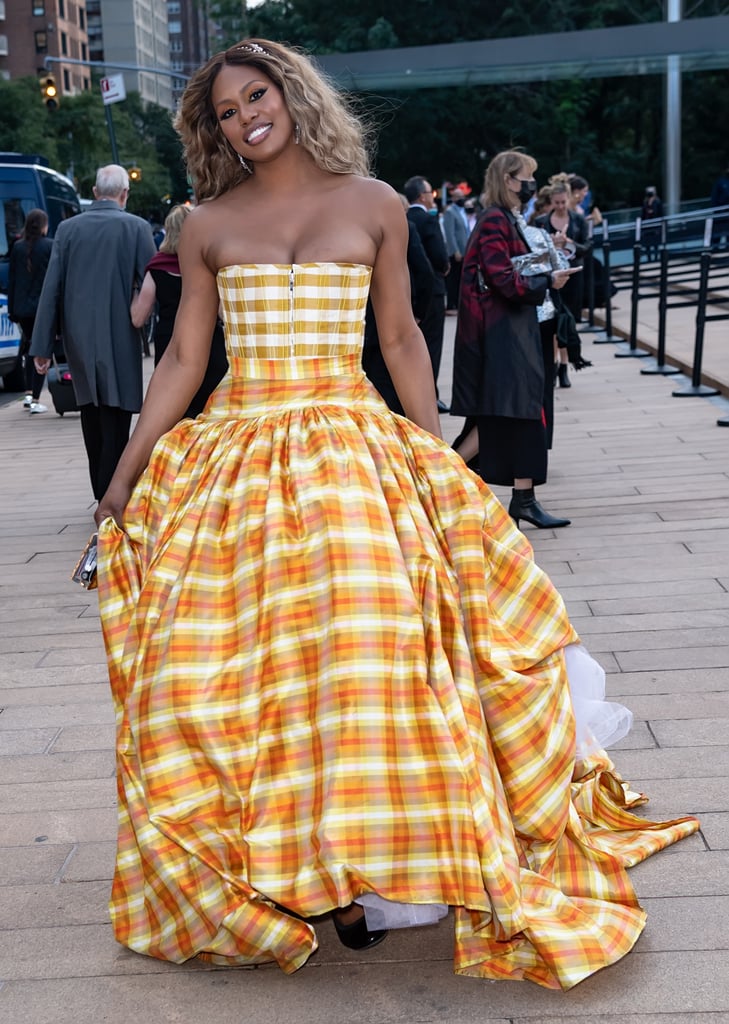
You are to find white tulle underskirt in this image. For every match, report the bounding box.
[564,643,633,756]
[356,643,633,931]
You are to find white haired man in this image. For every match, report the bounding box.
[31,165,156,501]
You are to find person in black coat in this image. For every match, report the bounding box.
[404,175,450,411]
[7,209,53,413]
[362,195,435,414]
[451,151,576,530]
[640,186,664,262]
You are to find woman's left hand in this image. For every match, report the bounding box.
[95,479,134,531]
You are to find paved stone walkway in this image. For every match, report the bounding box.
[1,319,727,1022]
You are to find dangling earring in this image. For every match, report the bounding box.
[294,123,301,145]
[237,153,252,174]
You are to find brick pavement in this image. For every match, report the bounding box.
[0,321,727,1023]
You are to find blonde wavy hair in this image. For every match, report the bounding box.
[547,172,572,199]
[482,150,538,209]
[159,204,189,254]
[176,38,371,202]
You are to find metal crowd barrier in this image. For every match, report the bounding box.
[587,218,623,345]
[589,207,729,425]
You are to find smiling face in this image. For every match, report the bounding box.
[212,63,295,164]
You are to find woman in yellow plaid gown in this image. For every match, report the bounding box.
[94,39,698,990]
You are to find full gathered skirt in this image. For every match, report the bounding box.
[98,367,698,989]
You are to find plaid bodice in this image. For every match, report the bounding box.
[216,263,372,380]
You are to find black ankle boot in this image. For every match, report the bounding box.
[557,363,571,388]
[508,488,571,529]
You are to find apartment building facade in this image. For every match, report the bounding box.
[0,0,91,95]
[87,0,172,109]
[0,0,217,112]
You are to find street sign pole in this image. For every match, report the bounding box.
[100,74,127,165]
[104,105,120,164]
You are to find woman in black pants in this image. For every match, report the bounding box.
[535,179,590,388]
[7,209,53,413]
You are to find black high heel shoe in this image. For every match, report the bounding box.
[332,909,388,950]
[508,488,571,529]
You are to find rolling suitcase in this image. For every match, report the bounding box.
[47,356,79,416]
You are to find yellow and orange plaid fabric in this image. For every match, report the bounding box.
[98,263,698,989]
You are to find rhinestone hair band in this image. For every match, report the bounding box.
[237,43,269,55]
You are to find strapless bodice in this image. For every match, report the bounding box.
[216,263,372,380]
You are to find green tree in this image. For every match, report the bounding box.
[120,92,188,213]
[245,0,727,205]
[0,77,188,217]
[367,18,399,50]
[0,77,61,164]
[247,0,666,51]
[207,0,250,48]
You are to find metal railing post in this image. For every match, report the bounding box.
[673,217,720,397]
[616,218,651,357]
[593,218,622,344]
[641,220,680,376]
[580,218,602,333]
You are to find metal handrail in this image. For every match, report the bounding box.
[594,204,729,240]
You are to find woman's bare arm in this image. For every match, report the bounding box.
[130,271,157,328]
[95,216,220,527]
[368,189,441,439]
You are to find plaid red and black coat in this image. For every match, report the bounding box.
[451,205,549,419]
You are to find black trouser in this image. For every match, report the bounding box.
[539,318,556,450]
[18,318,46,400]
[79,404,133,501]
[445,259,462,309]
[420,290,446,393]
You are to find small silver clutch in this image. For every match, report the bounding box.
[511,251,553,277]
[71,533,98,590]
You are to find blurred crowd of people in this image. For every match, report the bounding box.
[11,150,729,530]
[364,162,603,529]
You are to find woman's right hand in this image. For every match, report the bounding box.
[95,479,134,530]
[550,267,582,290]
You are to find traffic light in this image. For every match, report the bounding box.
[40,73,59,110]
[128,166,142,183]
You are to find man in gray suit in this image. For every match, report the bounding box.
[443,186,471,312]
[31,165,156,501]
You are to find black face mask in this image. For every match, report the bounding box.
[455,198,466,207]
[517,179,537,204]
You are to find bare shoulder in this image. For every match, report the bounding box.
[186,198,223,233]
[183,197,240,266]
[346,178,406,248]
[349,175,402,211]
